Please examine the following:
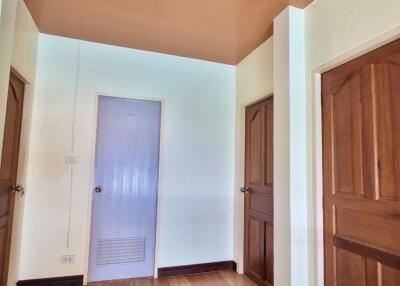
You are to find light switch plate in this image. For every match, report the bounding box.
[65,155,80,164]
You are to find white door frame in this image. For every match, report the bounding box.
[82,93,166,285]
[310,26,400,286]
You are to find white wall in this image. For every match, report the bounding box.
[0,0,18,159]
[234,38,273,273]
[19,34,236,280]
[0,1,39,285]
[11,1,38,83]
[305,0,400,285]
[306,0,400,69]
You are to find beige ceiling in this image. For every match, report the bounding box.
[24,0,313,65]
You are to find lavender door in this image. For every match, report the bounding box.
[88,96,161,282]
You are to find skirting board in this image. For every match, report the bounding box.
[17,275,84,286]
[158,260,237,278]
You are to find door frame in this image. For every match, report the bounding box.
[310,27,400,286]
[83,93,165,284]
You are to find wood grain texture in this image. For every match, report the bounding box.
[334,236,400,271]
[244,97,273,286]
[88,271,257,286]
[0,72,24,286]
[322,38,400,286]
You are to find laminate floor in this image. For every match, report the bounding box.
[88,271,257,286]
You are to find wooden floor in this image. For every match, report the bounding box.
[88,271,257,286]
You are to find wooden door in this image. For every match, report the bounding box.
[244,97,273,286]
[0,72,24,285]
[322,39,400,286]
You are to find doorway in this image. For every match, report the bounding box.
[0,72,25,285]
[88,96,161,282]
[243,96,273,286]
[322,39,400,285]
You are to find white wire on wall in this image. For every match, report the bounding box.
[66,41,82,249]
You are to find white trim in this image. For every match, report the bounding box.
[309,25,400,286]
[82,92,166,284]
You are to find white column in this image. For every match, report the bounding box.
[0,0,18,161]
[273,6,309,286]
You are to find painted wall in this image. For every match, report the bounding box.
[0,1,39,285]
[306,0,400,69]
[305,0,400,285]
[19,34,236,280]
[0,0,18,160]
[234,38,273,273]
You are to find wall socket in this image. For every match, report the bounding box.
[61,255,75,264]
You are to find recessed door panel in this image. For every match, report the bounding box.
[249,110,263,185]
[331,72,363,197]
[88,97,161,282]
[264,223,273,285]
[382,266,400,285]
[374,61,400,201]
[336,249,366,286]
[247,216,262,280]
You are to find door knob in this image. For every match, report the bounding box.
[9,185,24,195]
[240,186,250,193]
[94,186,102,193]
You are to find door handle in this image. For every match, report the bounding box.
[9,185,24,195]
[94,186,102,193]
[240,186,250,194]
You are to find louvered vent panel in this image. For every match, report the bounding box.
[97,237,145,265]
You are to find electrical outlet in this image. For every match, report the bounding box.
[61,255,75,264]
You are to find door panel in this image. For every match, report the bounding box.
[249,110,262,184]
[0,72,24,285]
[264,224,273,284]
[382,266,400,285]
[247,216,262,280]
[88,97,161,282]
[331,72,363,197]
[375,61,400,201]
[323,39,400,286]
[244,97,273,286]
[336,249,366,286]
[336,207,400,255]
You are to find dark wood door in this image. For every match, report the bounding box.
[0,72,24,285]
[323,39,400,286]
[244,97,273,286]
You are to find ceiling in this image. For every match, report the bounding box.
[24,0,313,65]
